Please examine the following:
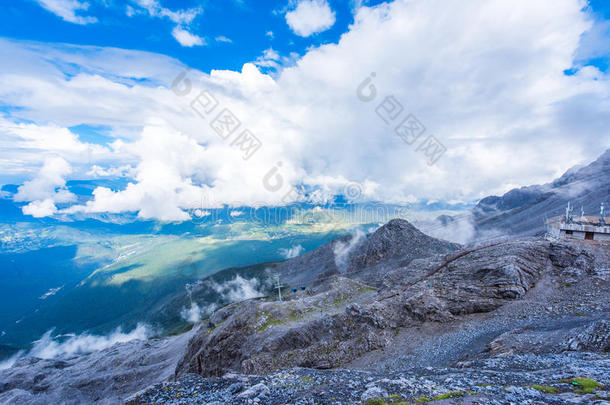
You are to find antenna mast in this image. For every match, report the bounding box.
[274,275,285,302]
[565,202,573,224]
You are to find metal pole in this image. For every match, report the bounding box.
[275,275,282,302]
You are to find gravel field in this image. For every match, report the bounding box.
[129,352,609,404]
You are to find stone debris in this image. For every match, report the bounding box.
[128,353,609,404]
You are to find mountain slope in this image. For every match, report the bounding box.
[473,149,610,237]
[174,224,609,381]
[1,219,608,404]
[273,219,457,289]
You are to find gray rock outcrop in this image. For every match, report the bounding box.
[176,220,603,378]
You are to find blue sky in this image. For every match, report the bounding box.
[1,1,607,73]
[580,0,610,71]
[0,0,609,221]
[589,0,610,17]
[0,0,387,73]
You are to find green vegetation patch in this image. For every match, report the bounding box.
[531,385,558,394]
[364,397,409,405]
[362,394,422,403]
[256,317,283,331]
[288,308,314,322]
[300,376,315,384]
[559,377,603,394]
[432,391,468,400]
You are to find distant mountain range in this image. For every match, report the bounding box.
[471,149,610,238]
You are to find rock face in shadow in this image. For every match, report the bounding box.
[176,218,570,378]
[486,320,610,356]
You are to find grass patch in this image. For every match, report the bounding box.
[531,385,558,394]
[288,310,303,322]
[333,295,349,306]
[164,322,194,337]
[300,376,314,384]
[257,318,283,330]
[560,377,603,394]
[366,391,475,405]
[254,311,285,331]
[432,391,467,400]
[364,397,409,405]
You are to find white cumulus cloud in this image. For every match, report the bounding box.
[14,156,73,202]
[22,198,60,218]
[285,0,336,37]
[14,156,77,217]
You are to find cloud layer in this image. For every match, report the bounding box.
[2,0,610,220]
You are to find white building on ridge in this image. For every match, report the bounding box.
[548,202,610,242]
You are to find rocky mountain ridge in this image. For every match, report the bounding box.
[0,219,608,404]
[174,227,608,379]
[272,218,458,289]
